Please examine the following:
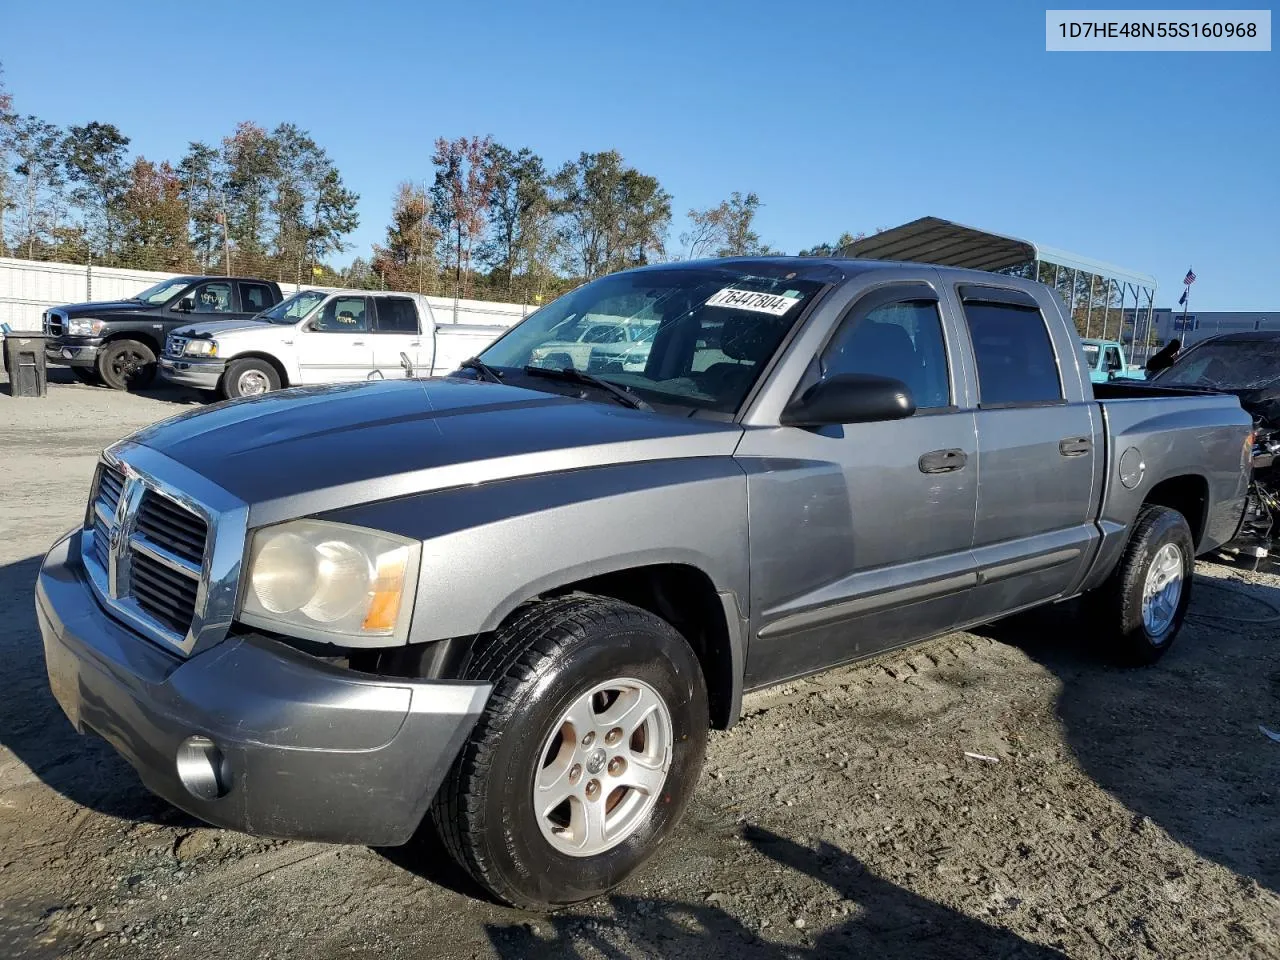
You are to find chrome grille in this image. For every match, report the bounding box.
[165,334,188,358]
[79,450,247,657]
[131,551,201,634]
[44,310,65,335]
[136,491,207,567]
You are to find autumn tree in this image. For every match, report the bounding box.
[177,141,227,269]
[681,191,769,259]
[552,151,671,279]
[430,135,496,298]
[372,181,439,293]
[483,144,556,299]
[61,121,131,258]
[11,116,64,258]
[118,158,191,268]
[221,121,276,262]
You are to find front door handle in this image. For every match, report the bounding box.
[1059,437,1092,457]
[351,340,365,346]
[919,448,968,474]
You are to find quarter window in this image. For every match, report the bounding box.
[373,297,420,334]
[961,301,1063,405]
[821,300,951,409]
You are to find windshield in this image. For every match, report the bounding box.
[261,289,327,324]
[1153,340,1280,391]
[477,266,827,414]
[1081,343,1100,367]
[134,279,193,305]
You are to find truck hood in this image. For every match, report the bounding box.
[119,377,744,522]
[172,318,275,340]
[53,300,147,317]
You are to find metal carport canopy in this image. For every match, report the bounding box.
[837,216,1156,290]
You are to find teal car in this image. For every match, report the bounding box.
[1081,338,1146,383]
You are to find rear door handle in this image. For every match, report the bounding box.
[1059,437,1092,457]
[918,449,968,474]
[352,340,365,346]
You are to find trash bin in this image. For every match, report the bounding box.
[2,332,48,397]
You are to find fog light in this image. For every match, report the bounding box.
[176,736,232,801]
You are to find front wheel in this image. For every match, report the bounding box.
[1086,504,1195,665]
[97,340,156,391]
[219,357,281,399]
[432,595,709,911]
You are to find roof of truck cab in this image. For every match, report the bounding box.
[638,255,1042,286]
[1199,331,1280,342]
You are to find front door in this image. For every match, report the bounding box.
[369,295,424,379]
[739,282,979,687]
[953,286,1099,623]
[296,295,373,384]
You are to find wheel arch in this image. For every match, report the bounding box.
[101,329,161,355]
[225,351,290,388]
[1142,473,1210,548]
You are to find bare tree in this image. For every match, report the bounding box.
[430,135,496,299]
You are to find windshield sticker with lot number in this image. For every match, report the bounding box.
[704,287,802,316]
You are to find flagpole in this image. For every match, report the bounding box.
[1179,266,1191,334]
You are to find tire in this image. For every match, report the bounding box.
[71,368,103,386]
[220,357,280,399]
[97,340,156,391]
[432,595,709,911]
[1086,504,1195,665]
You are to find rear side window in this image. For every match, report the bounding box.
[374,297,419,334]
[821,300,951,409]
[961,301,1063,405]
[240,282,274,313]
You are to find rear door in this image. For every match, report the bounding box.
[370,295,424,378]
[950,284,1100,622]
[295,295,373,384]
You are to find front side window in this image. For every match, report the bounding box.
[479,267,826,414]
[1104,347,1122,371]
[373,297,419,334]
[821,299,951,409]
[962,300,1063,406]
[192,281,234,313]
[313,296,369,333]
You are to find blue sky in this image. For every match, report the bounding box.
[4,0,1276,309]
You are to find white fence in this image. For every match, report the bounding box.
[0,256,535,333]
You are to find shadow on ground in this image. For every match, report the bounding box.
[481,825,1065,959]
[0,554,191,826]
[981,571,1280,893]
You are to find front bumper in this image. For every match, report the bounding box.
[158,356,225,390]
[36,530,490,846]
[45,339,100,367]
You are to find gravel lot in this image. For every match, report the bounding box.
[2,371,1279,959]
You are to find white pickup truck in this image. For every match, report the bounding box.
[157,289,513,398]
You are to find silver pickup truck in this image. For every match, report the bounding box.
[36,257,1252,910]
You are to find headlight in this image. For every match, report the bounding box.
[66,318,104,336]
[238,520,420,645]
[183,340,218,358]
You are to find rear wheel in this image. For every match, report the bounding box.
[1086,504,1195,665]
[219,357,280,399]
[97,340,156,391]
[432,595,709,911]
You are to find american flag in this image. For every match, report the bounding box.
[1183,268,1196,285]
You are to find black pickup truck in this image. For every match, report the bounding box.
[43,276,284,390]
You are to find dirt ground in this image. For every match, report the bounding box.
[1,370,1278,959]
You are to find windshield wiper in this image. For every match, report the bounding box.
[460,357,505,383]
[523,365,652,411]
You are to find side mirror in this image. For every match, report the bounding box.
[175,297,194,313]
[780,373,915,427]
